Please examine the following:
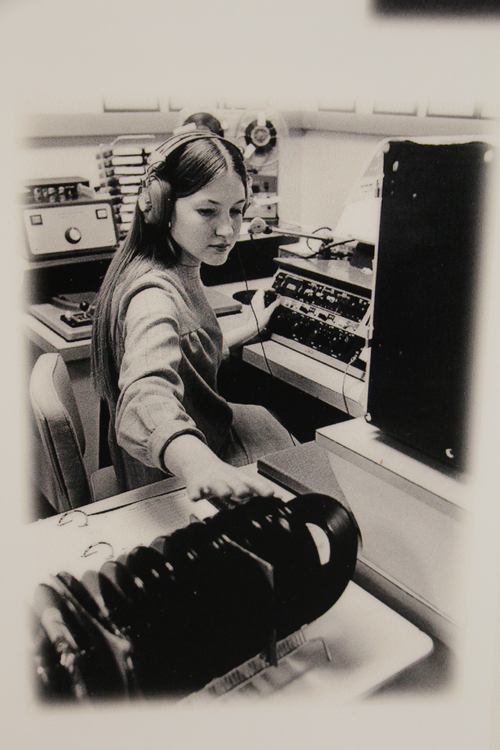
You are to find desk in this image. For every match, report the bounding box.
[25,276,369,418]
[242,340,366,417]
[25,468,433,703]
[316,418,471,646]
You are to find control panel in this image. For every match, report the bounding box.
[267,268,371,379]
[23,198,117,260]
[29,292,97,342]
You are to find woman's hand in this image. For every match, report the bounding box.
[187,461,276,509]
[162,434,275,506]
[224,289,281,351]
[249,288,280,331]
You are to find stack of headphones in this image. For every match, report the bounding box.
[31,493,360,702]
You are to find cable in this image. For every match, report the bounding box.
[341,354,359,418]
[234,241,297,446]
[303,225,353,260]
[235,241,275,379]
[306,226,333,254]
[340,308,372,418]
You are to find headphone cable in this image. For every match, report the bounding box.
[235,241,275,379]
[341,355,360,417]
[235,241,299,445]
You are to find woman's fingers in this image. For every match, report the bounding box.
[240,473,275,498]
[250,288,265,307]
[250,289,269,317]
[263,298,280,322]
[251,293,280,329]
[188,469,275,505]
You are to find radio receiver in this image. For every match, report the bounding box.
[22,177,118,261]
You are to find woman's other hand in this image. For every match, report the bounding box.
[224,288,281,351]
[249,288,280,331]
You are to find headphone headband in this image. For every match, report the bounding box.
[146,130,242,177]
[138,129,247,226]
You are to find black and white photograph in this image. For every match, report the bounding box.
[1,1,500,748]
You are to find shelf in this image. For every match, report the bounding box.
[23,109,495,143]
[24,251,115,271]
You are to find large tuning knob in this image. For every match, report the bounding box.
[64,227,82,244]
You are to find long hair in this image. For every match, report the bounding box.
[91,135,248,404]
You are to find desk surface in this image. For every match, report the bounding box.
[25,469,433,703]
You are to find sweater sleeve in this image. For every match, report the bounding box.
[115,286,206,471]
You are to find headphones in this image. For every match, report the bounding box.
[137,129,246,227]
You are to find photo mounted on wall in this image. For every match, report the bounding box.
[20,96,499,710]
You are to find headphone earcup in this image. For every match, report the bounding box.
[138,178,173,227]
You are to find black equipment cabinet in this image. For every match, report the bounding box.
[367,139,493,470]
[24,255,113,306]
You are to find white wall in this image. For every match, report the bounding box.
[279,129,383,230]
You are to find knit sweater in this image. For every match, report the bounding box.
[107,259,233,491]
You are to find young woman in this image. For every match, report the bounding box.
[91,130,295,505]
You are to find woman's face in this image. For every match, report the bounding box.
[170,169,246,266]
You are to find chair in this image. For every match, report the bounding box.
[30,352,120,513]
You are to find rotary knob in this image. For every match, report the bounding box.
[65,227,82,244]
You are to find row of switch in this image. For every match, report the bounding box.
[273,272,370,322]
[268,307,366,369]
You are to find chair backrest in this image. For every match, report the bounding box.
[30,352,91,512]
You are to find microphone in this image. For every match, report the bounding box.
[248,217,349,247]
[248,217,272,236]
